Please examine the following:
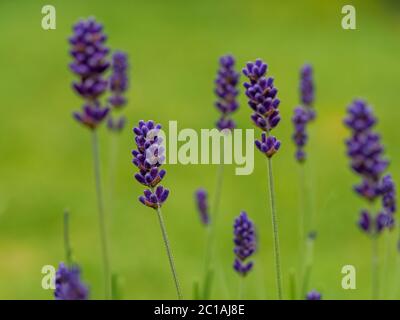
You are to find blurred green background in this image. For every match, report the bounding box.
[0,0,399,300]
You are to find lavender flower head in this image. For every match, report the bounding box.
[215,55,239,131]
[54,263,89,300]
[109,51,129,108]
[233,212,256,276]
[345,99,395,234]
[132,121,169,209]
[300,64,315,110]
[306,290,321,300]
[292,64,316,162]
[243,59,281,158]
[195,188,210,225]
[69,18,110,129]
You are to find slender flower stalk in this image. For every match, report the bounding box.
[292,64,317,296]
[63,209,73,266]
[344,99,397,299]
[69,18,111,299]
[243,59,283,299]
[132,120,182,299]
[197,55,239,299]
[92,130,111,299]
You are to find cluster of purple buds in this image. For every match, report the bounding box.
[345,99,396,235]
[70,18,110,130]
[54,263,89,300]
[292,64,315,162]
[306,290,321,300]
[195,188,210,225]
[108,51,129,132]
[243,59,281,158]
[132,121,169,209]
[215,55,240,131]
[233,212,256,276]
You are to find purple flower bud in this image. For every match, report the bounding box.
[255,133,281,158]
[358,210,372,233]
[233,212,256,276]
[54,263,89,300]
[195,188,210,225]
[73,103,109,130]
[306,290,321,300]
[380,175,396,215]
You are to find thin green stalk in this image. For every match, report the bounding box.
[202,163,224,299]
[91,130,111,300]
[238,277,245,300]
[301,236,315,297]
[266,157,283,300]
[63,209,73,265]
[289,268,297,300]
[155,206,183,299]
[371,235,379,300]
[108,133,119,218]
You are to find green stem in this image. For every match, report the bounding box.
[266,157,283,300]
[371,235,379,300]
[63,209,73,266]
[301,237,315,297]
[202,163,224,298]
[238,277,245,300]
[91,130,111,300]
[155,206,183,300]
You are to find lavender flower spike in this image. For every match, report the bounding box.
[109,51,129,108]
[195,188,210,225]
[132,120,181,299]
[69,18,110,130]
[243,59,281,157]
[54,263,89,300]
[233,212,256,276]
[292,64,316,162]
[300,64,315,110]
[132,120,168,208]
[215,54,240,130]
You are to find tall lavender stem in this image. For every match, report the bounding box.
[266,157,283,300]
[155,205,182,300]
[372,235,379,299]
[63,209,73,266]
[91,130,111,299]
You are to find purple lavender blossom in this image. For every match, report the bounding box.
[306,290,321,300]
[233,212,256,276]
[255,133,281,158]
[54,263,89,300]
[292,106,309,162]
[300,64,315,109]
[215,55,240,130]
[345,99,396,234]
[195,188,210,225]
[381,175,396,215]
[292,64,316,162]
[69,18,110,130]
[132,120,169,208]
[109,51,129,108]
[243,59,281,158]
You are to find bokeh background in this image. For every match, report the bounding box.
[0,0,399,299]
